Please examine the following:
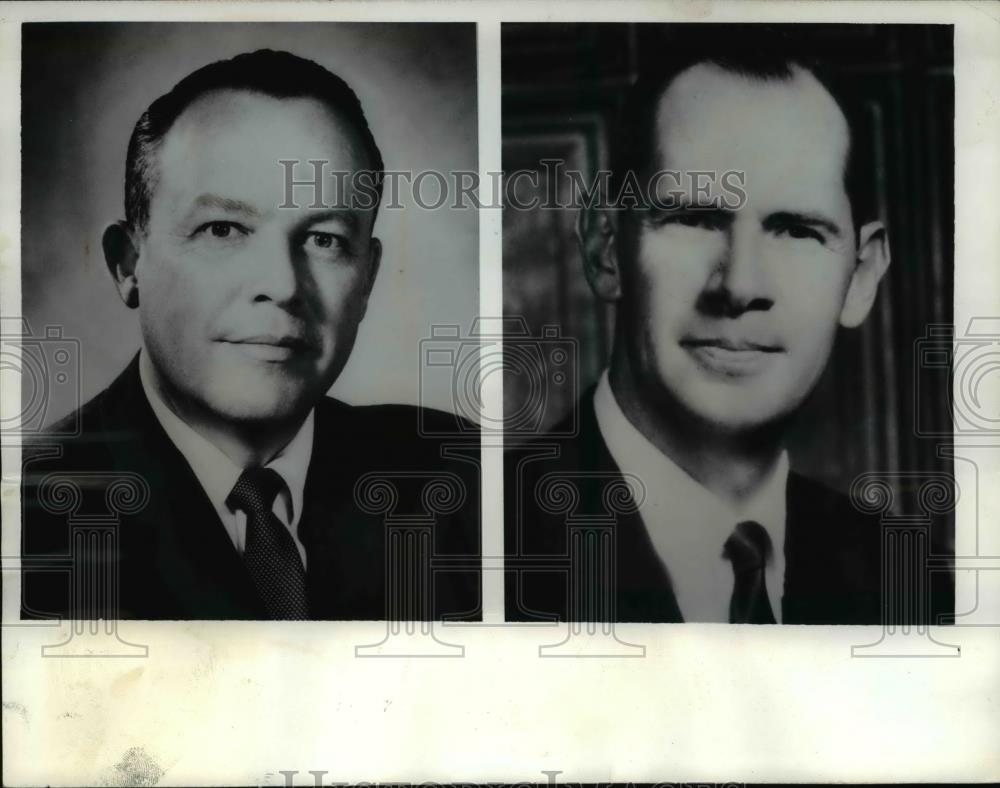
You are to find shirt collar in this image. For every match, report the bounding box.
[593,367,788,620]
[593,369,789,621]
[266,407,314,527]
[138,349,314,527]
[593,370,788,525]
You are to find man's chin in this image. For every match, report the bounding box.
[667,387,794,437]
[690,411,789,437]
[206,388,317,427]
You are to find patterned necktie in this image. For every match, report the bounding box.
[722,520,777,624]
[226,467,310,620]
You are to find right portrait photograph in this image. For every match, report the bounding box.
[502,23,955,625]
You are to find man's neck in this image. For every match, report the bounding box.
[139,351,305,468]
[607,349,787,505]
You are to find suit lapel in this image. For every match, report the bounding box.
[297,398,386,619]
[104,357,263,618]
[571,392,683,623]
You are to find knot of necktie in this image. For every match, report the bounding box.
[722,519,776,624]
[226,466,285,517]
[722,519,773,574]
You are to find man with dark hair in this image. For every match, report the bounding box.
[506,38,894,624]
[22,49,479,621]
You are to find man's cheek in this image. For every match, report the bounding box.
[643,276,694,337]
[789,278,847,329]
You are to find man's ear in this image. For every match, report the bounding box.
[840,220,891,328]
[576,206,623,302]
[366,237,382,292]
[357,236,382,320]
[102,221,141,309]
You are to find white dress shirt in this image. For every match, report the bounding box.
[139,350,314,568]
[593,370,788,623]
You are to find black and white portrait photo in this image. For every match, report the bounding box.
[19,22,482,621]
[503,23,955,625]
[4,4,1000,787]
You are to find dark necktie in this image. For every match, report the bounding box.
[226,467,310,620]
[723,520,777,624]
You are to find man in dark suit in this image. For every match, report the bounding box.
[505,38,896,624]
[22,49,479,621]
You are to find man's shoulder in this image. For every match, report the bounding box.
[786,470,883,566]
[783,469,885,623]
[504,390,610,476]
[787,471,877,529]
[504,391,629,534]
[47,387,118,438]
[316,397,477,441]
[25,360,145,469]
[314,396,479,472]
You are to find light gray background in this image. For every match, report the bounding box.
[22,22,479,424]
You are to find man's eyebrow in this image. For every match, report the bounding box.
[644,201,734,220]
[764,210,844,239]
[296,210,360,233]
[190,194,264,217]
[658,194,732,211]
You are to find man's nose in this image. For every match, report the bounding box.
[699,223,774,317]
[248,234,302,307]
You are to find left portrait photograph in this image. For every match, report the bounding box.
[18,22,482,621]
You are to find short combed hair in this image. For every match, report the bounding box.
[124,49,385,232]
[612,25,875,234]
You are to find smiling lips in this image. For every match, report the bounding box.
[220,333,318,362]
[681,337,784,376]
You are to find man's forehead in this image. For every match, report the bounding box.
[652,62,851,189]
[151,89,371,217]
[162,88,366,162]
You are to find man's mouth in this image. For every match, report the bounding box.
[680,337,784,376]
[682,337,784,353]
[219,333,319,362]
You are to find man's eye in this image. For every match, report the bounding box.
[778,224,825,243]
[659,211,728,230]
[194,221,249,240]
[305,232,345,252]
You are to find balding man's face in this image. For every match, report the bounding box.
[133,90,381,431]
[617,63,880,434]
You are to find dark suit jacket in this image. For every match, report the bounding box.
[21,356,481,620]
[504,390,886,625]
